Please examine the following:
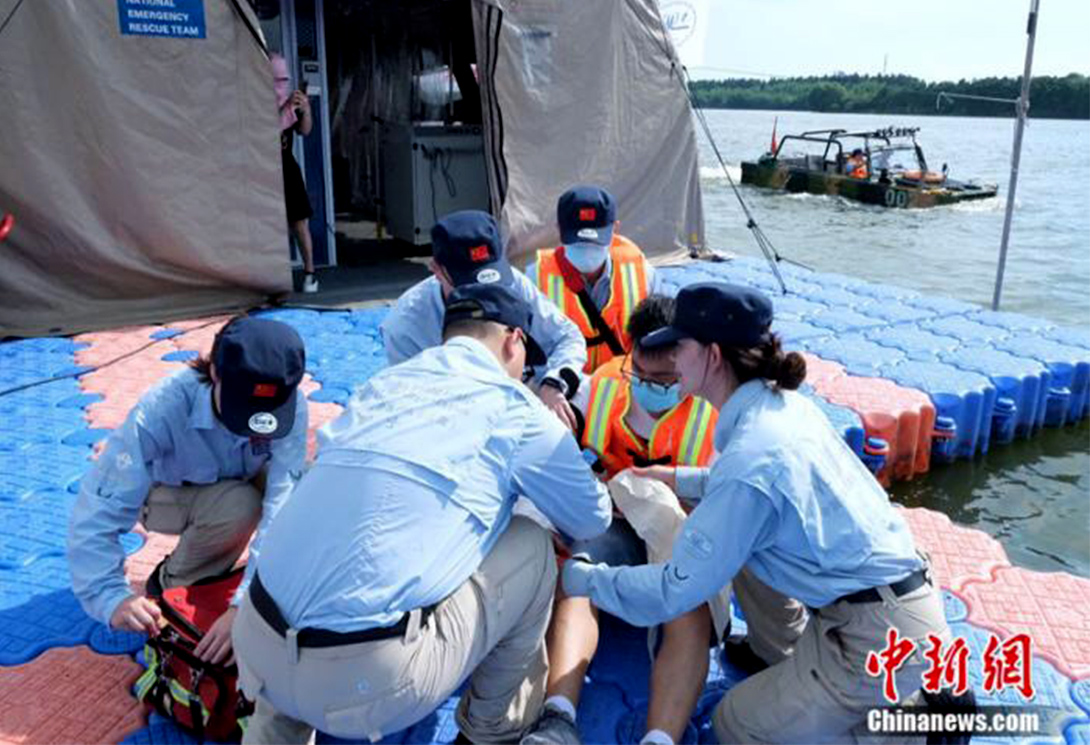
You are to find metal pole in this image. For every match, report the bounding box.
[992,0,1040,311]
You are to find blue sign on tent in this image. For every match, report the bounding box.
[118,0,206,39]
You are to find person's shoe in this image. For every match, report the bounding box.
[721,637,771,675]
[302,273,319,293]
[520,707,581,745]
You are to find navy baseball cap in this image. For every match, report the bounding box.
[431,210,514,288]
[443,283,547,367]
[213,317,306,439]
[558,186,616,250]
[642,282,773,350]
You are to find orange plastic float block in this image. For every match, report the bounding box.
[809,374,935,485]
[168,318,231,355]
[0,646,146,744]
[73,326,166,367]
[123,529,180,596]
[896,506,1011,593]
[299,376,344,460]
[800,352,846,388]
[961,566,1090,681]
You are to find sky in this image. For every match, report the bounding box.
[685,0,1090,82]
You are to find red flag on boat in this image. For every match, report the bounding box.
[770,117,778,154]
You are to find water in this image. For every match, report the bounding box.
[696,109,1090,577]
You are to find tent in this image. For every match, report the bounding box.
[0,0,704,337]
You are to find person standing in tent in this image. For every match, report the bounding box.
[528,186,661,376]
[523,294,725,745]
[272,54,319,294]
[561,283,952,744]
[68,317,308,664]
[231,283,612,745]
[381,210,588,431]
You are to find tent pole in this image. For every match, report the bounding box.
[992,0,1040,311]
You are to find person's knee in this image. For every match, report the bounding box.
[192,479,263,536]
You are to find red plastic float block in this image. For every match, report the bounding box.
[0,646,146,744]
[800,352,846,388]
[809,374,935,485]
[168,318,231,355]
[961,566,1090,681]
[897,506,1011,593]
[73,326,167,367]
[123,528,180,596]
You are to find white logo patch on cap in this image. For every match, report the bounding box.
[576,228,600,241]
[476,268,502,284]
[249,412,279,435]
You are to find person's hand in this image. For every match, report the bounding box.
[538,384,577,432]
[110,595,162,636]
[630,465,677,492]
[193,607,238,665]
[290,90,309,111]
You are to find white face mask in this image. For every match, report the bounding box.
[564,244,608,274]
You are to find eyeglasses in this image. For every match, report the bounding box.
[621,353,678,392]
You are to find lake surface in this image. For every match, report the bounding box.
[697,109,1089,576]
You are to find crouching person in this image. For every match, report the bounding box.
[68,316,308,663]
[232,283,612,744]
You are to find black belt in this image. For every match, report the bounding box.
[250,573,434,649]
[834,568,930,605]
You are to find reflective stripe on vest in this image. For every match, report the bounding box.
[678,398,715,466]
[586,377,621,455]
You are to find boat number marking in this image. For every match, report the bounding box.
[884,190,909,208]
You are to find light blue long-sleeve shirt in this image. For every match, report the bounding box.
[380,270,587,385]
[67,368,307,624]
[256,336,612,633]
[563,379,923,626]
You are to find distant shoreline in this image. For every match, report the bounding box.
[689,74,1090,121]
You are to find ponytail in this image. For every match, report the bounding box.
[716,333,806,391]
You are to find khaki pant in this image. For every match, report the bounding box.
[140,480,263,588]
[713,581,949,744]
[732,566,809,665]
[233,516,557,745]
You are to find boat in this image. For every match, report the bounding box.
[740,126,998,208]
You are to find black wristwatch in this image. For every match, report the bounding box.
[541,377,567,395]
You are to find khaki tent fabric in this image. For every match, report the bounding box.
[0,0,290,337]
[472,0,704,266]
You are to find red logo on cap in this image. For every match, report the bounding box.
[469,245,491,263]
[253,383,278,398]
[579,208,597,222]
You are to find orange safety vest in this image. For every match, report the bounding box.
[536,236,651,374]
[581,371,718,480]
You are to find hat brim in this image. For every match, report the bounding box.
[640,325,691,349]
[218,382,298,440]
[448,258,515,289]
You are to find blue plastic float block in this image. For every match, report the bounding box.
[0,337,87,355]
[992,337,1090,424]
[882,360,998,461]
[1044,326,1090,354]
[161,350,199,363]
[861,302,935,325]
[904,294,982,316]
[850,282,924,304]
[969,309,1057,337]
[943,590,969,624]
[864,326,962,363]
[939,347,1052,438]
[120,722,198,745]
[793,284,878,314]
[0,561,97,665]
[922,316,1012,348]
[0,376,87,407]
[773,295,830,323]
[807,308,887,336]
[56,392,106,409]
[150,328,185,341]
[801,335,906,378]
[1067,722,1090,745]
[801,386,867,457]
[89,623,148,656]
[1074,679,1090,718]
[771,320,829,349]
[0,443,92,502]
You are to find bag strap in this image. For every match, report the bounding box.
[555,248,626,356]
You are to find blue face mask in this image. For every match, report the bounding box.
[631,377,681,415]
[564,244,608,274]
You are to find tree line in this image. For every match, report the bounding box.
[688,74,1089,120]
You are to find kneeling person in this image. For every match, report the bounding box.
[232,283,612,744]
[68,317,308,663]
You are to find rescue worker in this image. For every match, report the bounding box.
[522,295,721,745]
[382,210,587,430]
[846,148,869,179]
[527,186,660,375]
[562,283,952,743]
[232,283,612,745]
[68,317,307,664]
